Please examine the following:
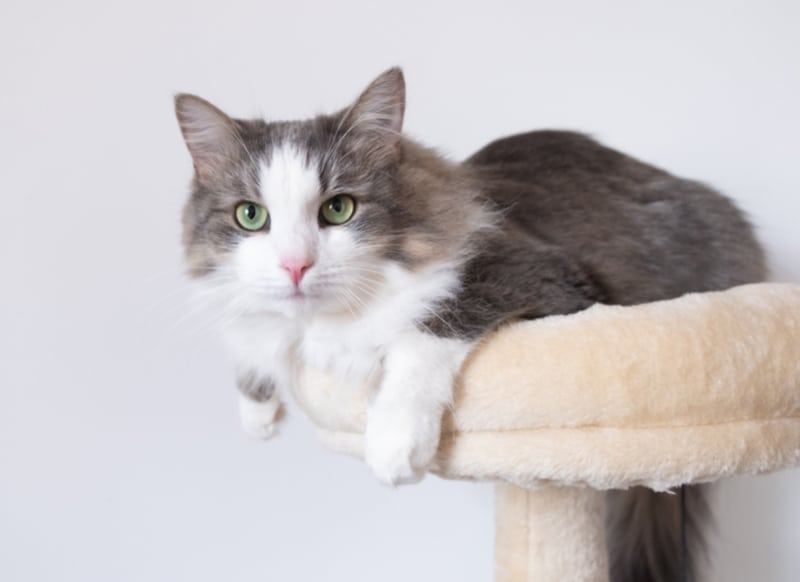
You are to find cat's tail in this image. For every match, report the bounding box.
[606,485,710,582]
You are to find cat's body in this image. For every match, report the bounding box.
[176,68,765,582]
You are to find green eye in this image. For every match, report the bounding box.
[320,195,356,225]
[235,202,269,231]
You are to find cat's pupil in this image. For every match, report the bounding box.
[331,199,342,213]
[246,205,256,220]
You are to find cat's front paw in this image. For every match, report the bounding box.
[364,409,440,486]
[238,394,282,439]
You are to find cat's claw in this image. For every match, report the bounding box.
[238,394,282,439]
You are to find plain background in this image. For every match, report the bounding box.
[1,1,798,580]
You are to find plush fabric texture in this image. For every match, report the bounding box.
[495,484,608,582]
[293,283,800,491]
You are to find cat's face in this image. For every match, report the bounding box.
[176,69,412,319]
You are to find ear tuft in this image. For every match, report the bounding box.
[344,67,406,137]
[174,94,240,179]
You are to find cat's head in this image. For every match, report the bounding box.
[176,68,481,320]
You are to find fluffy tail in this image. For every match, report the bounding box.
[606,485,710,582]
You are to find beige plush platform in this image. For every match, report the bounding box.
[292,283,800,582]
[295,283,800,490]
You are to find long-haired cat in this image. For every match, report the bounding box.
[175,68,765,582]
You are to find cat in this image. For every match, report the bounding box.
[175,67,765,582]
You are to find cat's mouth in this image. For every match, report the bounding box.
[268,289,306,302]
[276,285,318,302]
[290,287,307,299]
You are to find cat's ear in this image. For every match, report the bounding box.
[343,67,405,140]
[174,94,240,179]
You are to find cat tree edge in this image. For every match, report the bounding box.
[293,283,800,491]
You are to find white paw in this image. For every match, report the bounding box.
[238,394,282,439]
[365,409,440,486]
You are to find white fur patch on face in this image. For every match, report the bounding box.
[227,143,383,319]
[224,145,325,316]
[259,145,321,260]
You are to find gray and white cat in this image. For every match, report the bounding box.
[175,68,765,582]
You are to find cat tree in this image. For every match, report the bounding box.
[291,283,800,581]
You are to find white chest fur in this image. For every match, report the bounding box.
[225,260,463,386]
[300,261,461,384]
[223,260,472,485]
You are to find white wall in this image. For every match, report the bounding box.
[1,1,798,580]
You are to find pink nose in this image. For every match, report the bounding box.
[280,257,313,285]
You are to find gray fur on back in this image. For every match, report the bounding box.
[458,130,765,582]
[427,130,765,338]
